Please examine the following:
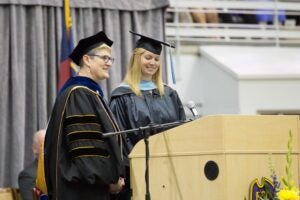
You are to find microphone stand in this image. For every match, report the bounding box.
[102,120,187,138]
[144,124,152,200]
[103,120,189,200]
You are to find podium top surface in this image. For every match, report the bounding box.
[130,115,300,158]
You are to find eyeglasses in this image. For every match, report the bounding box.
[88,54,115,64]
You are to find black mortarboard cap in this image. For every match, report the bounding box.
[130,31,175,55]
[69,31,113,65]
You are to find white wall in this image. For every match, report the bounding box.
[239,79,300,114]
[200,56,239,115]
[167,46,300,116]
[167,54,204,104]
[167,53,239,116]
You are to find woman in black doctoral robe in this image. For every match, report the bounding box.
[37,31,125,200]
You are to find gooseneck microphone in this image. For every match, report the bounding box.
[187,100,199,118]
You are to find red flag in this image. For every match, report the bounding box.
[58,0,77,90]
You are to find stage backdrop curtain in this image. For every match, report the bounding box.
[0,0,169,187]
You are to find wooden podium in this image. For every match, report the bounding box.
[129,115,300,200]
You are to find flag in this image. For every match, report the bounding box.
[58,0,77,90]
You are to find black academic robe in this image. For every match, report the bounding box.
[109,85,185,200]
[44,83,124,200]
[109,85,186,157]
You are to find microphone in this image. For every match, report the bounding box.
[187,101,199,118]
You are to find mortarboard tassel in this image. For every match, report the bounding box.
[169,47,176,84]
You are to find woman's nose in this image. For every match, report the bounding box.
[149,59,155,65]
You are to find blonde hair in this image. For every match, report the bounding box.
[89,43,112,54]
[124,48,164,96]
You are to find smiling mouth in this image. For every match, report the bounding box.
[146,66,156,69]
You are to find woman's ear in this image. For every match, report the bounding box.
[82,54,91,67]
